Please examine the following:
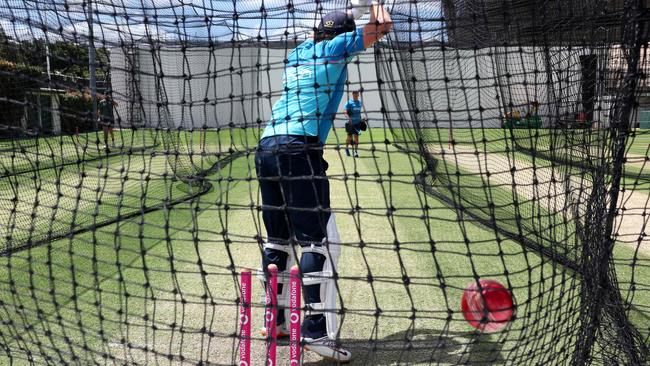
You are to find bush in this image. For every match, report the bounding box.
[59,91,96,134]
[0,60,42,128]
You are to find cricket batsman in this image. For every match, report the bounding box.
[254,0,392,362]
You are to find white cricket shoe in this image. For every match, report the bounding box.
[303,336,352,363]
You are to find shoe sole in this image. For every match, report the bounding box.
[304,345,351,364]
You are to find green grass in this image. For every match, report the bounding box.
[0,128,262,253]
[627,130,650,157]
[0,127,262,178]
[0,150,190,253]
[421,131,650,342]
[418,128,650,333]
[0,129,160,176]
[0,128,646,365]
[506,128,649,184]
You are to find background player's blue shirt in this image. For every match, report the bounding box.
[261,29,365,143]
[345,99,363,126]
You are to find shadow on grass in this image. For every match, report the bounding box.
[299,328,504,365]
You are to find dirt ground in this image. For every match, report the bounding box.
[429,145,649,257]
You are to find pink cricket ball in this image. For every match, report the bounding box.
[461,279,514,333]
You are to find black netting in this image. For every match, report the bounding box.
[0,0,648,365]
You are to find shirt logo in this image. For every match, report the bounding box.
[285,66,313,84]
[324,20,334,28]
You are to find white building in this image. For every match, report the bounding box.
[110,41,614,131]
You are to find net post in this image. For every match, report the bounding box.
[265,264,278,366]
[86,0,98,132]
[239,269,252,366]
[289,265,301,365]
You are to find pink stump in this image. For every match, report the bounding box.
[238,270,251,366]
[265,264,278,366]
[289,265,301,365]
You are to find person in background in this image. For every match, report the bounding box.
[344,90,363,157]
[98,94,117,148]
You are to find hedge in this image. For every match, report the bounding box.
[0,59,42,128]
[58,91,97,134]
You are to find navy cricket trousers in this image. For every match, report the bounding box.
[255,135,330,339]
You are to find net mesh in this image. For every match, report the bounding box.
[0,0,648,365]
